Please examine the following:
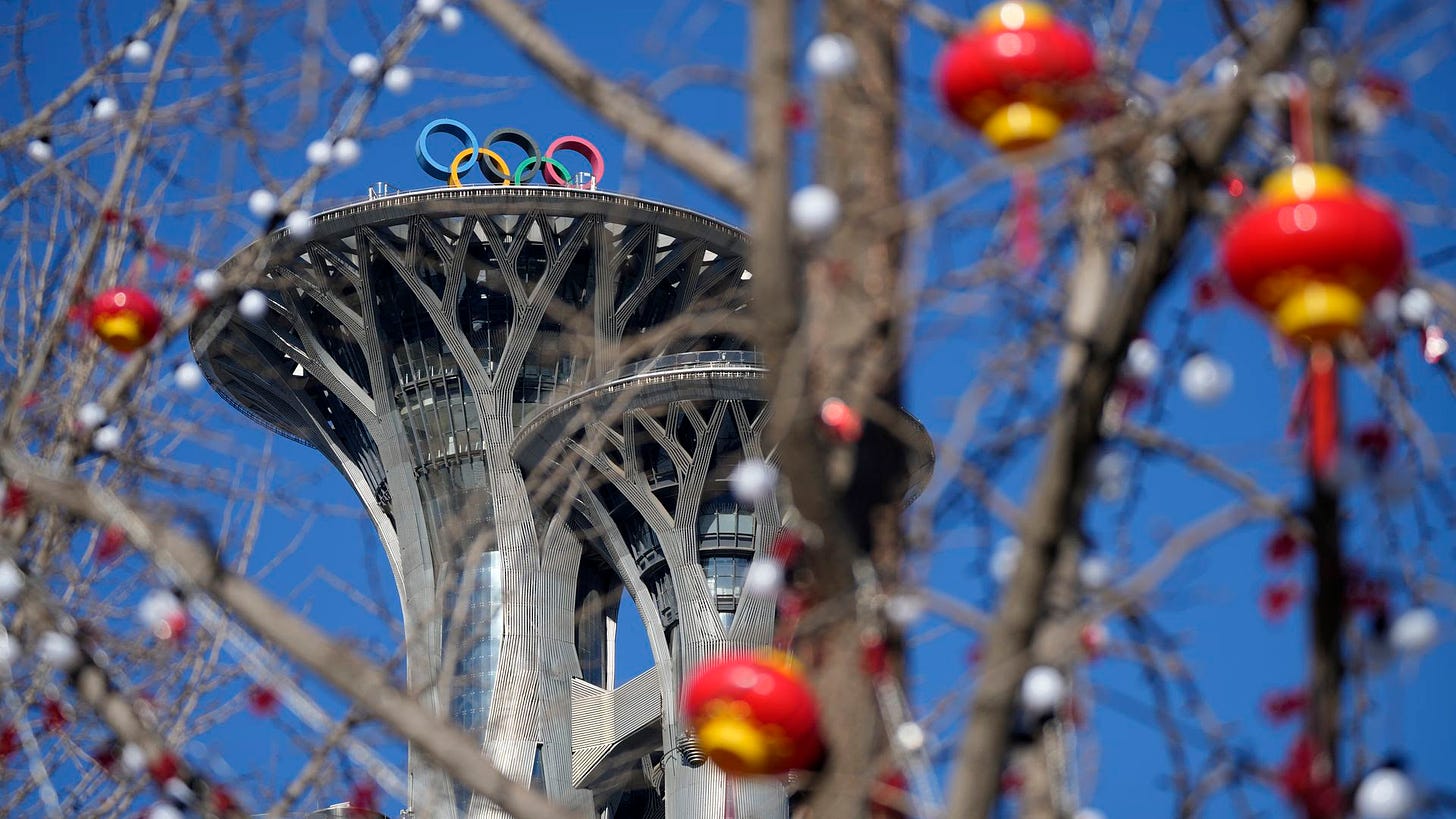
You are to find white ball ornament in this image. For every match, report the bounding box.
[742,560,785,598]
[146,804,185,819]
[1389,608,1438,656]
[1354,768,1416,819]
[0,560,24,602]
[1124,338,1161,382]
[120,743,148,774]
[247,189,278,219]
[192,269,223,299]
[1079,555,1112,591]
[991,536,1021,584]
[1093,450,1129,501]
[164,778,195,804]
[38,631,81,671]
[1213,57,1239,86]
[439,6,463,33]
[1020,665,1067,715]
[383,65,414,94]
[416,0,446,15]
[124,39,153,65]
[92,96,120,123]
[92,424,123,453]
[27,138,54,163]
[1398,288,1435,327]
[174,362,204,391]
[806,33,857,79]
[305,139,333,166]
[77,402,108,430]
[331,137,362,167]
[138,589,186,640]
[892,721,926,752]
[285,209,315,240]
[884,594,925,627]
[729,459,777,506]
[1147,161,1175,191]
[789,185,841,237]
[1180,353,1233,405]
[238,289,269,321]
[348,52,381,80]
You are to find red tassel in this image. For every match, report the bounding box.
[1307,345,1339,480]
[1012,170,1041,270]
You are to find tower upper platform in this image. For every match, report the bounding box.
[190,186,753,516]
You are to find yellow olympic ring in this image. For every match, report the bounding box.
[448,148,512,188]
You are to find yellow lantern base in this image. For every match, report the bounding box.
[94,314,146,352]
[981,102,1062,153]
[1272,282,1365,344]
[697,716,772,776]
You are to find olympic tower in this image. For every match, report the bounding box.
[192,122,805,818]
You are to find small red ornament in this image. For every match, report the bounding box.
[1278,734,1342,818]
[41,698,68,732]
[819,397,863,443]
[1353,422,1393,467]
[1192,274,1223,309]
[246,684,280,716]
[935,2,1099,153]
[1,483,28,517]
[783,98,811,130]
[90,743,120,771]
[0,725,18,759]
[1359,72,1408,110]
[770,530,806,567]
[1264,531,1302,568]
[87,287,164,353]
[681,651,822,776]
[347,780,379,814]
[860,632,889,679]
[1079,621,1109,658]
[1344,564,1389,615]
[999,767,1024,794]
[869,769,910,819]
[147,751,179,785]
[1260,580,1301,622]
[210,786,238,813]
[97,527,127,562]
[1260,688,1308,724]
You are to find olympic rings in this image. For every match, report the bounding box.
[416,119,606,189]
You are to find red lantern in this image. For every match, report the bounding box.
[681,651,822,777]
[1220,163,1406,344]
[935,2,1099,152]
[87,287,163,353]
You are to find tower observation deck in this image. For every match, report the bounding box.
[193,132,929,818]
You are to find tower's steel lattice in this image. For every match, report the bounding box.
[192,186,795,818]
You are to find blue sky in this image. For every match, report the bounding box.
[8,0,1456,816]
